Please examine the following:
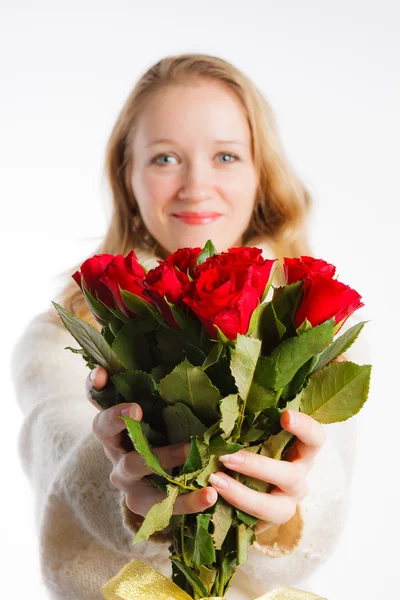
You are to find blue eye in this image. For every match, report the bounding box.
[151,152,239,165]
[217,153,238,163]
[152,154,177,165]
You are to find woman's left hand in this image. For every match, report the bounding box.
[207,353,348,535]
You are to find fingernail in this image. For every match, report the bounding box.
[90,367,99,381]
[288,410,297,426]
[219,451,244,465]
[121,404,139,419]
[209,473,229,489]
[205,487,217,504]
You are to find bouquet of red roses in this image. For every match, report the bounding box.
[53,240,371,600]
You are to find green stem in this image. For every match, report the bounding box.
[275,387,283,403]
[165,475,197,491]
[181,514,189,566]
[217,567,226,597]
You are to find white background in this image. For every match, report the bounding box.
[1,1,398,598]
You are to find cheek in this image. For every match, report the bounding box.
[223,174,257,215]
[135,172,177,216]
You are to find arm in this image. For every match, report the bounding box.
[11,311,173,598]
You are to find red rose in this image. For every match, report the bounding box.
[166,247,203,275]
[72,254,116,322]
[294,273,364,332]
[183,250,275,340]
[196,247,277,300]
[100,251,151,318]
[183,266,260,340]
[144,262,190,327]
[283,256,336,284]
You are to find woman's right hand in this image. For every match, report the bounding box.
[86,366,218,518]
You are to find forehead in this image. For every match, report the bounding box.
[133,79,251,146]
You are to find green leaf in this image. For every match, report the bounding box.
[145,474,168,494]
[235,508,258,527]
[272,280,303,327]
[280,356,315,401]
[155,327,186,365]
[196,239,218,266]
[170,557,209,598]
[310,320,368,373]
[132,484,179,545]
[202,341,224,370]
[193,513,216,566]
[270,318,335,389]
[183,343,206,367]
[111,319,152,372]
[254,357,277,390]
[198,565,217,595]
[121,416,170,477]
[81,284,115,325]
[51,301,125,375]
[209,436,243,457]
[261,429,295,460]
[111,369,157,401]
[301,361,372,423]
[239,426,264,443]
[296,318,313,335]
[159,358,221,423]
[246,301,261,336]
[195,455,221,487]
[220,394,240,436]
[164,297,201,345]
[163,403,207,445]
[111,371,167,438]
[245,381,276,413]
[230,335,262,401]
[213,324,233,345]
[120,289,167,327]
[211,500,234,550]
[203,420,222,444]
[237,523,255,565]
[255,300,286,355]
[182,436,209,474]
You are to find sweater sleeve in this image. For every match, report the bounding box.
[231,310,372,594]
[11,311,173,600]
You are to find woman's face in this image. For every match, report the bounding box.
[130,79,259,256]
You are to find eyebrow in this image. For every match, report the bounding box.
[145,138,248,148]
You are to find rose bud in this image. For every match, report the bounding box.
[294,273,364,333]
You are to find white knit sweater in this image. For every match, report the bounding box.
[10,238,371,600]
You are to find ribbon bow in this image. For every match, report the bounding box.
[101,559,326,600]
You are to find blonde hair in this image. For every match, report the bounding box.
[50,53,314,328]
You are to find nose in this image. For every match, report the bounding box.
[177,158,215,203]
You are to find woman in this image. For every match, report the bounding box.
[11,53,368,600]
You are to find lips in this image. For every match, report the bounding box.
[172,211,223,225]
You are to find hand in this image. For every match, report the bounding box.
[86,367,218,518]
[207,352,349,535]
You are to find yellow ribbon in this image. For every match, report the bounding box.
[100,558,326,600]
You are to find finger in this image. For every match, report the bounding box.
[333,353,349,363]
[280,410,326,464]
[208,472,296,525]
[124,481,218,517]
[92,402,143,456]
[86,366,108,409]
[173,486,218,515]
[218,450,307,496]
[114,441,192,483]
